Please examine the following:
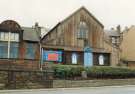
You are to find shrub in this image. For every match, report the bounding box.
[52,65,135,79]
[52,64,84,79]
[85,66,135,79]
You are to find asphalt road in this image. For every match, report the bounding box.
[1,85,135,94]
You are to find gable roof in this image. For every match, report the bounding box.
[41,6,104,41]
[41,22,61,41]
[61,6,104,28]
[22,27,40,42]
[0,20,22,32]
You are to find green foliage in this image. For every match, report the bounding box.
[52,64,84,79]
[52,65,135,79]
[85,66,135,79]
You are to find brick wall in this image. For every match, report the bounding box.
[0,59,40,70]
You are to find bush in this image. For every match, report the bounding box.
[85,66,135,79]
[52,64,84,79]
[52,65,135,79]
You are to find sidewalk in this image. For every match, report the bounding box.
[1,85,135,94]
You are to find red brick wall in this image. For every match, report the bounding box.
[0,59,40,70]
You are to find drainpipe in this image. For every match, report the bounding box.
[34,22,43,70]
[39,42,43,71]
[8,32,11,58]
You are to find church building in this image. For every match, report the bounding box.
[41,7,119,66]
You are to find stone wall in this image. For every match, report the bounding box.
[0,70,53,89]
[53,79,135,88]
[103,39,120,66]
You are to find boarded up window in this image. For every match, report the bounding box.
[0,42,8,58]
[25,43,36,59]
[10,42,19,58]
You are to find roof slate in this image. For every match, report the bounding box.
[22,27,40,42]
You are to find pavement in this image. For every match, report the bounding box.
[1,85,135,94]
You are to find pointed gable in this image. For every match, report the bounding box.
[42,6,104,49]
[42,6,104,41]
[61,6,104,28]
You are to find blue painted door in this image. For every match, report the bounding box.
[84,47,93,67]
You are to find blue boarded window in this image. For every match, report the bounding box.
[0,42,8,58]
[25,43,35,59]
[10,42,19,58]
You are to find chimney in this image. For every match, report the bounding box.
[124,26,129,32]
[34,22,41,39]
[111,28,114,30]
[116,25,121,34]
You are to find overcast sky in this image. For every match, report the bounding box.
[0,0,135,29]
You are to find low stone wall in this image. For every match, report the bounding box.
[0,70,54,89]
[1,79,135,89]
[53,79,135,88]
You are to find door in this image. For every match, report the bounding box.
[84,47,93,67]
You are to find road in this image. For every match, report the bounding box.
[1,85,135,94]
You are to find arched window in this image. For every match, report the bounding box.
[99,54,104,65]
[72,53,78,64]
[77,21,88,39]
[0,20,20,58]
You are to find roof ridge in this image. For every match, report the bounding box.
[60,6,104,28]
[41,6,104,40]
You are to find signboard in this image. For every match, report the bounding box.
[43,50,62,62]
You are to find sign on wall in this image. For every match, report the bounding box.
[43,50,62,62]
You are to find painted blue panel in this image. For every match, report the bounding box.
[84,47,93,67]
[43,50,62,62]
[84,52,93,67]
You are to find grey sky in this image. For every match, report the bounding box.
[0,0,134,29]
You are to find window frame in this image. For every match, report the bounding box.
[98,54,104,66]
[10,33,19,42]
[77,21,88,39]
[0,31,20,59]
[25,42,36,60]
[71,53,78,64]
[9,42,19,59]
[0,41,8,58]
